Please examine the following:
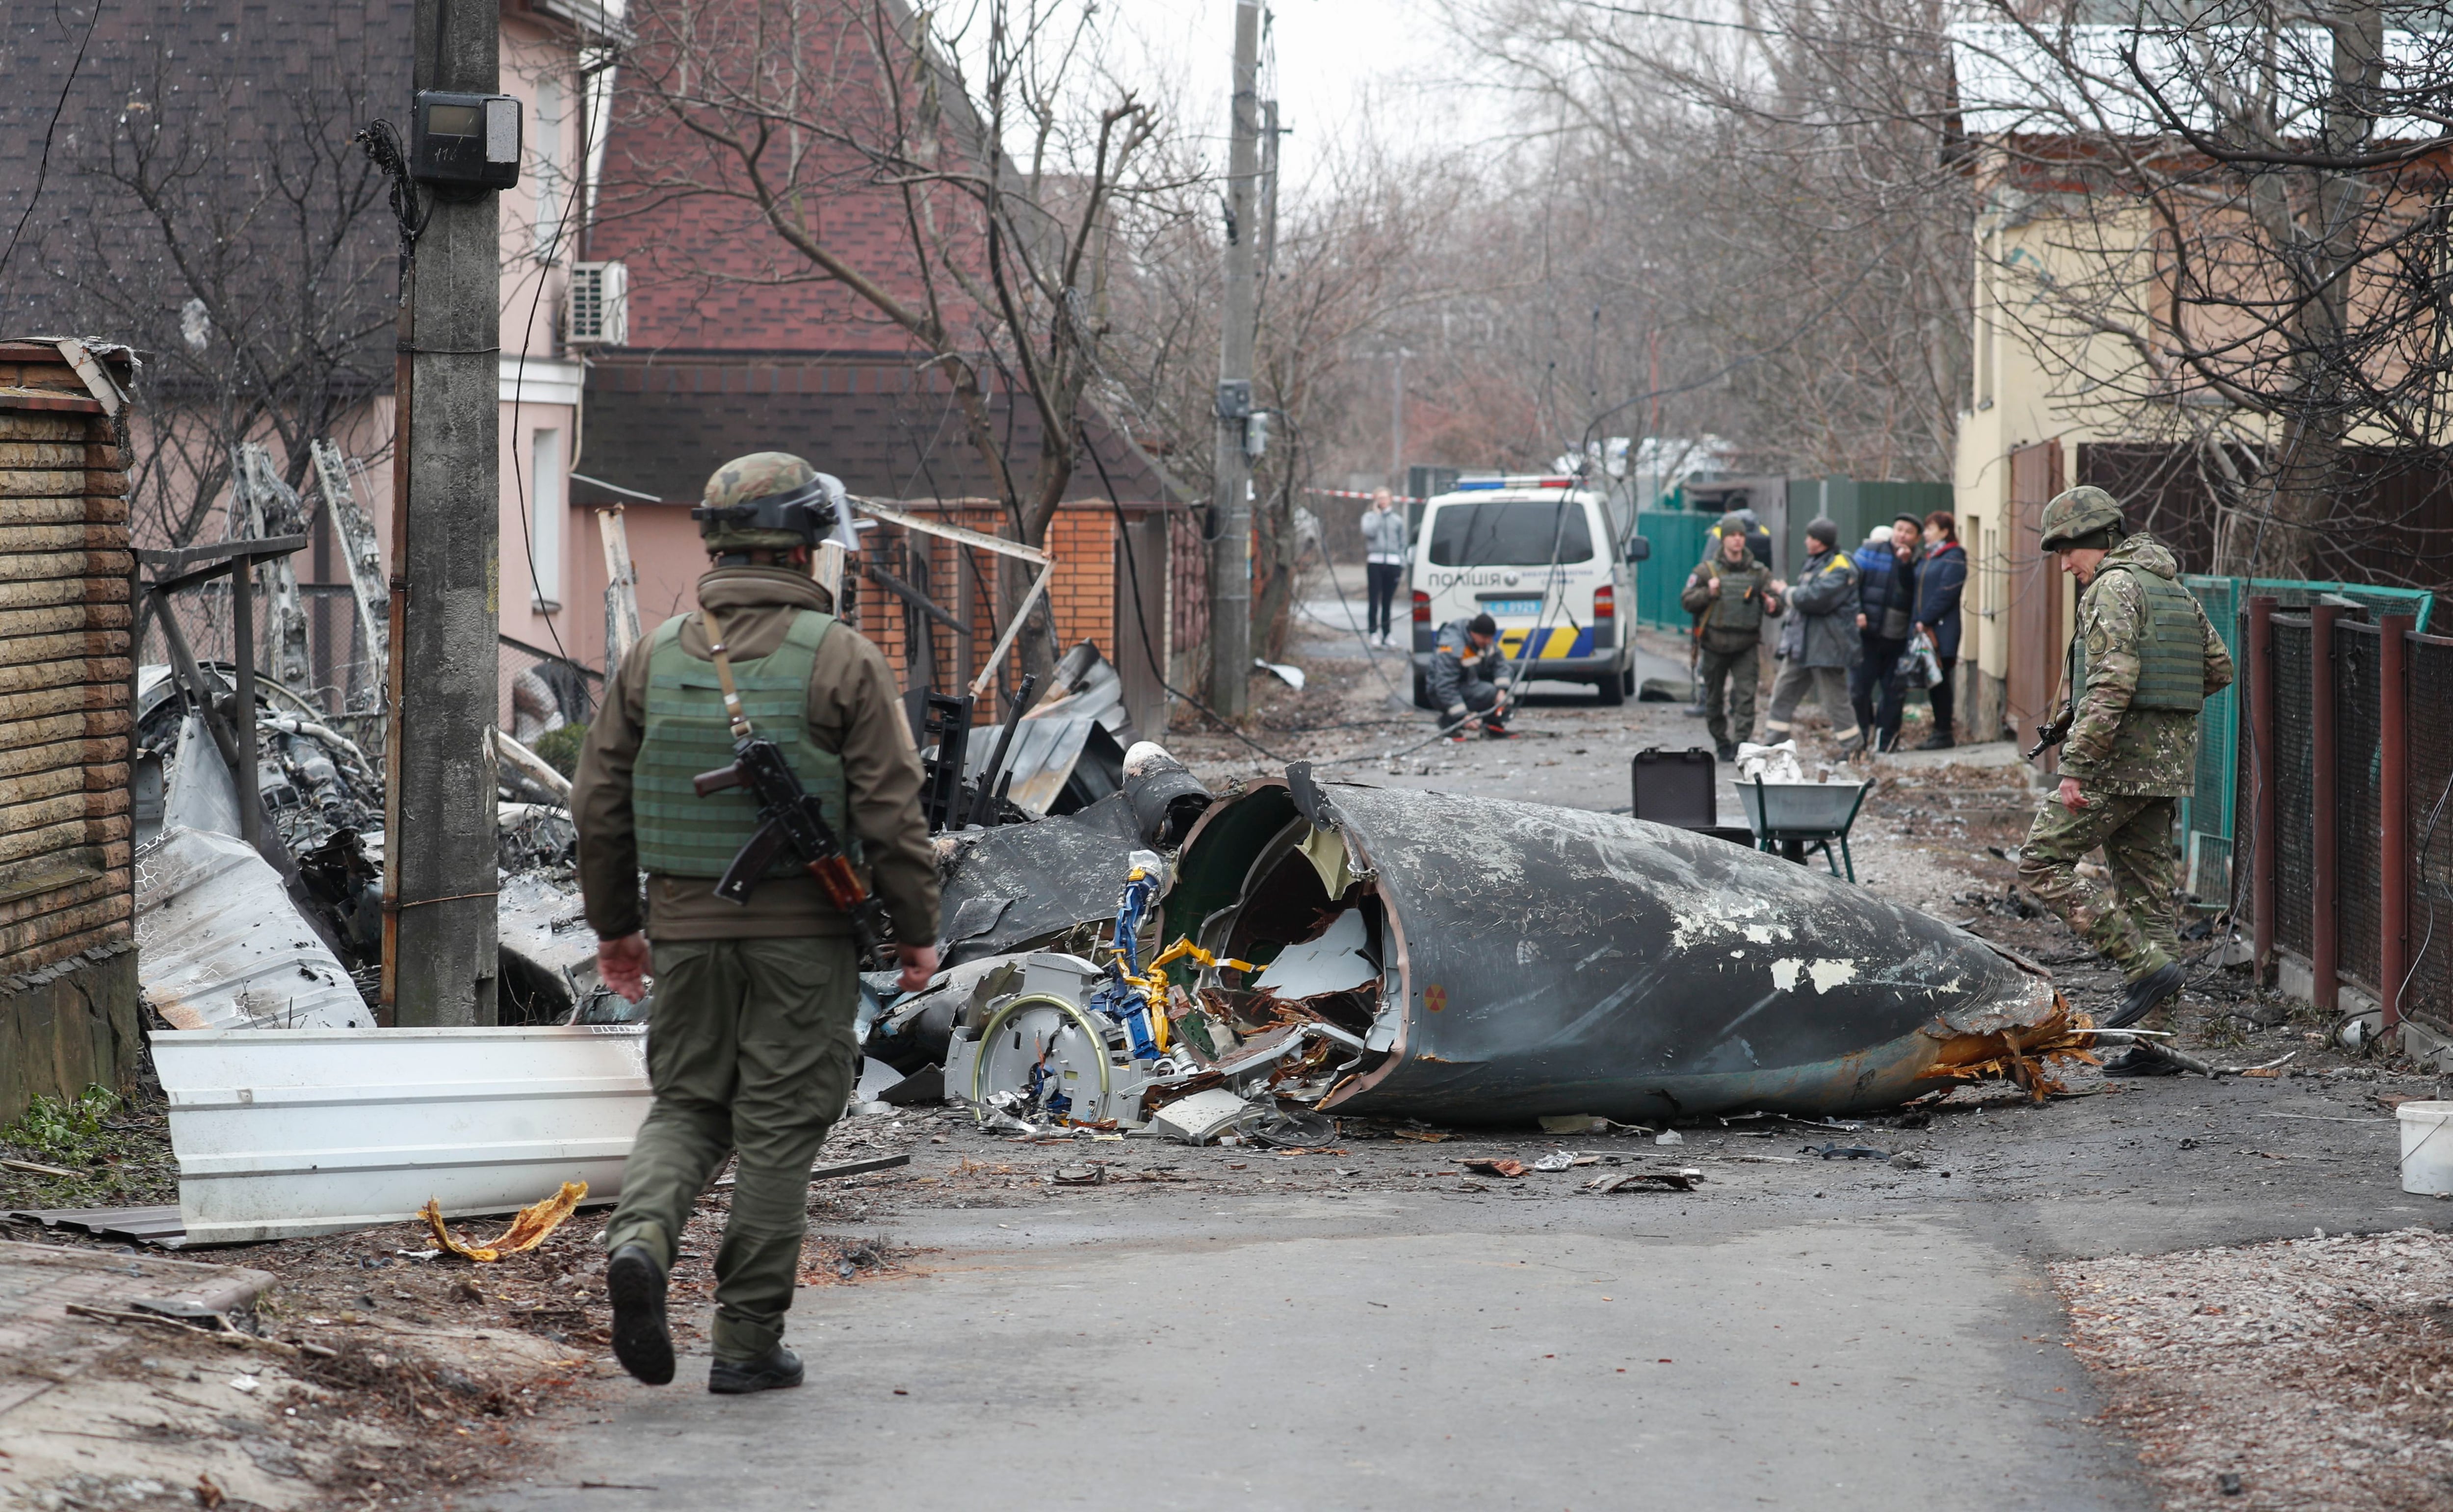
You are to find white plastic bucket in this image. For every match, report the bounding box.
[2398,1101,2453,1195]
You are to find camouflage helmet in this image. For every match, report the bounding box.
[693,451,844,551]
[2038,485,2125,552]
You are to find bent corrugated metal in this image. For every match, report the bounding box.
[1166,781,2063,1123]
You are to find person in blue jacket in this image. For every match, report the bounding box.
[1850,515,1920,753]
[1913,511,1969,749]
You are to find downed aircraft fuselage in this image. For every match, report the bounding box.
[1163,781,2064,1122]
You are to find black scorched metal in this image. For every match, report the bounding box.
[1162,778,2068,1122]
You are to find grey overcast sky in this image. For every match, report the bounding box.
[1071,0,1511,188]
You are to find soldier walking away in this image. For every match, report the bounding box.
[1763,519,1864,755]
[1681,525,1783,760]
[2014,486,2232,1074]
[1430,611,1514,740]
[573,452,940,1392]
[1360,487,1408,649]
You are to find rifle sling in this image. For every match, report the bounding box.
[698,603,755,739]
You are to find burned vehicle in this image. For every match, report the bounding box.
[928,770,2076,1129]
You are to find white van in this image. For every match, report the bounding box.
[1408,475,1648,707]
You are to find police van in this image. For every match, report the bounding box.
[1408,474,1648,707]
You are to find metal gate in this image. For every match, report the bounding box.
[2004,441,2065,767]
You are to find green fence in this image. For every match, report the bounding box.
[2176,575,2434,902]
[1631,510,1712,628]
[1783,479,1955,577]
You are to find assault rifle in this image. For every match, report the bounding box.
[2025,704,2073,762]
[688,603,887,956]
[694,738,886,955]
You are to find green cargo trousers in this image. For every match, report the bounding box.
[2015,788,2181,984]
[1697,642,1761,747]
[603,935,860,1363]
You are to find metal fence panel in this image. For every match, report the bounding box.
[2336,622,2384,994]
[2272,616,2315,959]
[2180,575,2241,897]
[1633,511,1712,629]
[2408,637,2453,1031]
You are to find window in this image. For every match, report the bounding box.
[530,427,563,610]
[532,75,566,260]
[1426,500,1594,567]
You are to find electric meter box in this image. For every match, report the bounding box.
[411,91,522,191]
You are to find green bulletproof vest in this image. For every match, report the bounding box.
[633,609,858,878]
[2069,566,2207,713]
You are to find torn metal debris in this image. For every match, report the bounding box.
[898,770,2085,1130]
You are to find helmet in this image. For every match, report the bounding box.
[2038,486,2125,552]
[693,452,845,551]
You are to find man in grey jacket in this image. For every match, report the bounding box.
[1763,519,1866,756]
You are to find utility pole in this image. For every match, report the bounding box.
[1207,0,1261,720]
[1388,349,1408,485]
[382,0,503,1026]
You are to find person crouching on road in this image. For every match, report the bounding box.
[1431,611,1513,740]
[1763,518,1864,756]
[1680,522,1782,761]
[573,451,940,1394]
[1360,488,1408,648]
[2015,485,2233,1073]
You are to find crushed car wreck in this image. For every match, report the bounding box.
[912,769,2083,1130]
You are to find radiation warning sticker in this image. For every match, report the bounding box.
[1424,984,1448,1013]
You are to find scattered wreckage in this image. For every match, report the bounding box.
[893,768,2091,1140]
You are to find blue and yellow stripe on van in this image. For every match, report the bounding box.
[1495,626,1594,661]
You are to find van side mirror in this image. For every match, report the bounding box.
[1625,536,1651,562]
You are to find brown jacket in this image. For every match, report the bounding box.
[572,567,938,943]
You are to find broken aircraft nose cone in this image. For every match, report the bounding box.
[1162,780,2067,1123]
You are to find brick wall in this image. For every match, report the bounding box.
[851,501,1167,716]
[0,342,141,1120]
[593,2,990,355]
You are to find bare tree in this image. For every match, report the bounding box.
[1443,0,1975,482]
[22,16,402,550]
[1101,131,1482,660]
[1954,4,2453,580]
[606,0,1172,661]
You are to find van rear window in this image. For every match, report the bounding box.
[1426,501,1594,567]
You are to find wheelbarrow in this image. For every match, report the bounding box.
[1737,777,1873,882]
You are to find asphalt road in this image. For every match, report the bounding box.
[476,589,2433,1511]
[480,1067,2429,1512]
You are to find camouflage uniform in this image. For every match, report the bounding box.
[2015,533,2233,982]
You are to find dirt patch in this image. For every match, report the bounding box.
[2053,1227,2453,1511]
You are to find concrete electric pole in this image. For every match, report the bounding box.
[1207,0,1262,719]
[381,0,504,1026]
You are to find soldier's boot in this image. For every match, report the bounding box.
[709,1344,804,1395]
[2101,1044,2184,1078]
[2104,960,2186,1030]
[607,1244,675,1386]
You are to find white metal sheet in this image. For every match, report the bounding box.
[135,826,371,1031]
[152,1026,651,1244]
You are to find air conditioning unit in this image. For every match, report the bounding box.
[566,261,628,346]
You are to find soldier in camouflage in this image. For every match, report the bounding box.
[2014,486,2233,1070]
